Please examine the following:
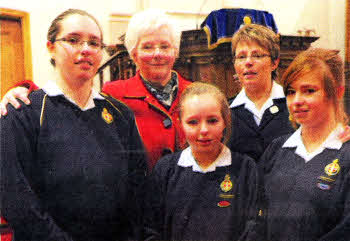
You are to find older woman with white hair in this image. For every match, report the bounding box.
[0,9,192,170]
[102,9,192,169]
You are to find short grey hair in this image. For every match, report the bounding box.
[124,9,181,60]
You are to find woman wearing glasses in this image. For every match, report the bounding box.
[1,9,191,170]
[227,24,294,161]
[101,9,191,169]
[0,9,147,241]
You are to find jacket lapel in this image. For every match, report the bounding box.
[259,98,286,130]
[234,105,259,131]
[127,74,172,119]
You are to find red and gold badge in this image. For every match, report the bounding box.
[220,174,233,193]
[325,159,340,176]
[102,108,113,124]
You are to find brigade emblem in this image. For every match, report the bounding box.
[102,108,113,124]
[325,159,340,176]
[220,174,233,192]
[269,105,279,114]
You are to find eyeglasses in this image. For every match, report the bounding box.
[55,36,105,49]
[233,53,271,63]
[138,44,174,54]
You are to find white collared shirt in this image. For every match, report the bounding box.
[282,125,344,162]
[178,145,232,173]
[42,80,104,111]
[230,81,285,126]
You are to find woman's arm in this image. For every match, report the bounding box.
[0,103,74,241]
[0,80,38,116]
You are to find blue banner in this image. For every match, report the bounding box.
[201,8,278,49]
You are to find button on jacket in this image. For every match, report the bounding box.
[102,71,191,169]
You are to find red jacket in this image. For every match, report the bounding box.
[103,71,191,169]
[0,217,12,241]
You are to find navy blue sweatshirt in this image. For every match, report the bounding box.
[1,89,147,241]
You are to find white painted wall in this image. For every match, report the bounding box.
[1,0,114,87]
[1,0,346,87]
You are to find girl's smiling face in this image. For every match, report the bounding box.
[286,70,335,129]
[181,93,226,159]
[48,14,103,83]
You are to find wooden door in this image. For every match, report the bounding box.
[0,9,32,99]
[0,8,32,241]
[1,18,25,98]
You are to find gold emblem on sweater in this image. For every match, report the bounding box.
[102,108,113,124]
[325,159,340,176]
[220,174,233,192]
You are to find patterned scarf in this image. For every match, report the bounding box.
[142,72,178,109]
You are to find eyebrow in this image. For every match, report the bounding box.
[237,49,267,54]
[141,40,171,45]
[291,84,319,89]
[300,84,319,88]
[64,32,101,40]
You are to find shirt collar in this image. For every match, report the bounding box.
[178,145,231,173]
[42,80,104,111]
[230,81,285,108]
[283,125,343,162]
[141,71,178,109]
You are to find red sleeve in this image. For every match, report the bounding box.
[0,217,13,241]
[13,80,39,93]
